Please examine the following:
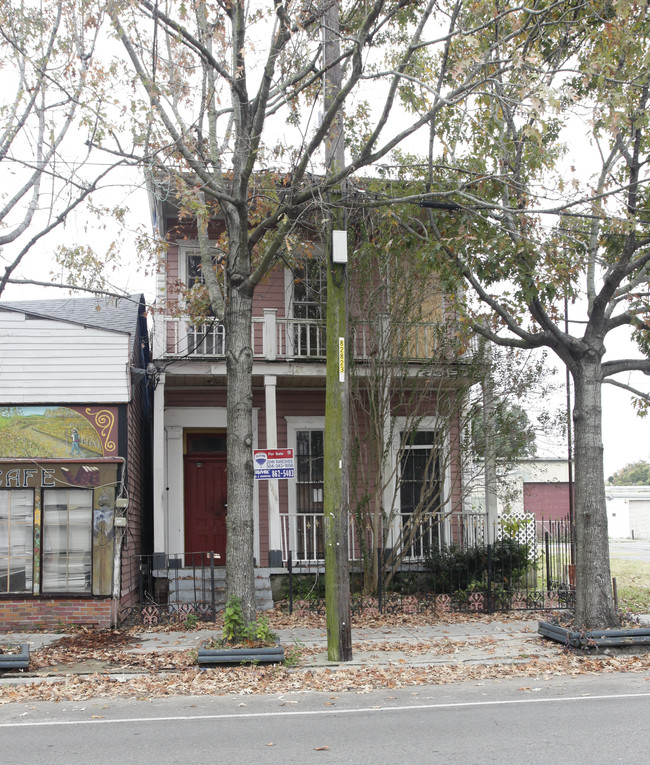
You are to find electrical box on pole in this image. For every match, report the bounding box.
[332,230,348,263]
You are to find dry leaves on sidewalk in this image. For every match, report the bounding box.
[2,649,650,705]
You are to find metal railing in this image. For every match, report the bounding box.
[119,551,223,626]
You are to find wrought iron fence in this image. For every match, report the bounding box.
[119,516,575,624]
[283,515,575,615]
[119,551,223,626]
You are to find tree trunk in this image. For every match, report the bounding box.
[224,242,256,624]
[572,356,619,629]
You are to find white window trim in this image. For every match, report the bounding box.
[283,247,326,319]
[177,240,197,288]
[385,416,451,545]
[284,416,325,561]
[177,240,222,288]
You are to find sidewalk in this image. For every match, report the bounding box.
[0,617,564,682]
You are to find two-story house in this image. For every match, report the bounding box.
[148,194,479,611]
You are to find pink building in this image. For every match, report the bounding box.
[147,195,477,610]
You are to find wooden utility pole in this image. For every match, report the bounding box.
[322,0,352,662]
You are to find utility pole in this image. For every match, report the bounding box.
[322,0,352,662]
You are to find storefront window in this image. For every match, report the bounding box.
[0,490,34,593]
[42,489,93,593]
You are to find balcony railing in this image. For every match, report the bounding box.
[280,512,357,564]
[279,511,493,565]
[155,311,466,362]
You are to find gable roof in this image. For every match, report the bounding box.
[0,294,146,357]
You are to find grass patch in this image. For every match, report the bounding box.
[610,557,650,613]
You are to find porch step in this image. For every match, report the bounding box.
[166,569,274,612]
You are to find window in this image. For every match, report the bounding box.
[187,252,212,291]
[186,432,227,454]
[185,250,225,355]
[0,490,34,593]
[399,430,442,557]
[295,429,324,559]
[292,260,326,356]
[42,489,93,593]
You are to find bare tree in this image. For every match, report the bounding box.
[0,0,132,297]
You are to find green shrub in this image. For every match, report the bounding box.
[221,596,278,645]
[424,539,530,593]
[281,574,326,600]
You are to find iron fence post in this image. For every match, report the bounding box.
[138,557,144,606]
[210,553,216,622]
[486,543,493,613]
[377,548,383,613]
[288,551,293,615]
[545,531,551,593]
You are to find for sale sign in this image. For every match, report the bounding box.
[253,448,295,480]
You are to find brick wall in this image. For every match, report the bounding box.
[0,598,115,631]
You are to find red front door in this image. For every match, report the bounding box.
[184,455,227,564]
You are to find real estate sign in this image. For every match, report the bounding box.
[253,448,295,480]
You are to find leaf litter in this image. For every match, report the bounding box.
[2,611,650,705]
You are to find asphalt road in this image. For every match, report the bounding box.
[1,673,648,764]
[609,538,650,562]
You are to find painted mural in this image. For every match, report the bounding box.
[0,406,117,459]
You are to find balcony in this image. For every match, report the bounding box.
[153,310,462,363]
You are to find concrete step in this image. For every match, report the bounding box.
[166,570,274,612]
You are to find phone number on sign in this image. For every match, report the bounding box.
[254,468,295,480]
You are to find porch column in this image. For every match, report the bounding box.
[153,372,167,554]
[166,426,184,555]
[265,375,283,566]
[263,308,277,360]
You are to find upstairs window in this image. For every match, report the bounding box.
[292,260,326,357]
[185,250,224,355]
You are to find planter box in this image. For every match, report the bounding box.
[197,643,285,666]
[0,644,29,670]
[539,621,650,649]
